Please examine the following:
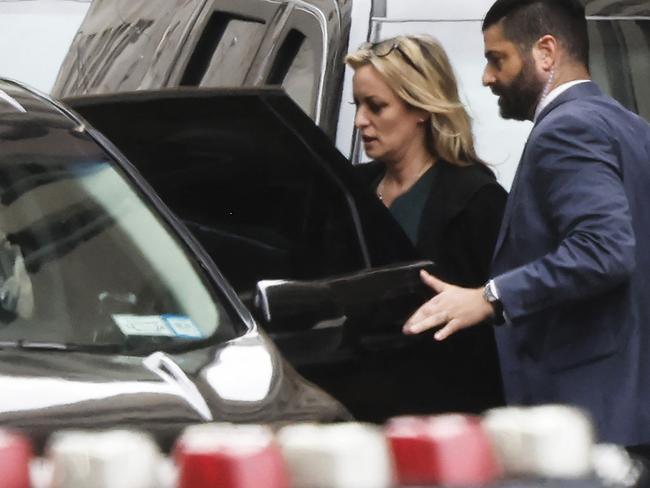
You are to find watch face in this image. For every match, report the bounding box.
[483,284,497,303]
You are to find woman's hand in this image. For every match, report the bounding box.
[403,270,494,340]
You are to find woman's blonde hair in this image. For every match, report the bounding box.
[345,35,484,167]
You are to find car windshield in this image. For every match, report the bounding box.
[0,94,241,354]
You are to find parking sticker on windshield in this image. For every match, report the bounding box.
[112,315,175,336]
[163,315,203,339]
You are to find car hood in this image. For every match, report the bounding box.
[0,331,347,450]
[0,348,201,446]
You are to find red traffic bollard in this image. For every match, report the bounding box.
[175,423,288,488]
[386,414,502,487]
[0,430,32,488]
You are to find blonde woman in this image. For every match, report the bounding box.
[346,35,506,416]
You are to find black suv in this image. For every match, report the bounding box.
[0,79,350,448]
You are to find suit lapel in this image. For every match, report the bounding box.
[492,141,528,260]
[491,81,602,263]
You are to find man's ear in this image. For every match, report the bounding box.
[533,34,557,71]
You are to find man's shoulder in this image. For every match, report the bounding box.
[534,94,639,143]
[540,87,647,133]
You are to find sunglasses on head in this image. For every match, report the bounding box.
[361,39,425,76]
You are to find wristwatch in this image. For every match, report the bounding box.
[482,280,499,303]
[483,280,505,325]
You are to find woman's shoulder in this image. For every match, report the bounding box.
[439,159,505,192]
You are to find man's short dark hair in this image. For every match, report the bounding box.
[482,0,589,67]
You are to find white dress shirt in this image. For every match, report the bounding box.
[534,79,591,121]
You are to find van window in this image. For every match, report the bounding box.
[589,19,650,121]
[268,29,317,115]
[360,16,650,190]
[362,20,529,190]
[181,13,266,87]
[265,5,325,119]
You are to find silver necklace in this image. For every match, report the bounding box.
[377,161,433,201]
[377,179,385,201]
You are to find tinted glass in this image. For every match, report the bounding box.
[362,20,530,190]
[589,19,650,121]
[67,92,368,297]
[182,13,266,87]
[180,137,365,295]
[0,98,239,353]
[266,3,324,119]
[364,16,650,190]
[269,29,317,115]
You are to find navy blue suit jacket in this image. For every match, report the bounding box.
[491,81,650,445]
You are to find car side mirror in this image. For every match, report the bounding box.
[254,260,435,334]
[254,279,345,333]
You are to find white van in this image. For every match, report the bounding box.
[53,0,650,190]
[340,0,650,189]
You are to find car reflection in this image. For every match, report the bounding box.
[202,337,274,402]
[0,376,174,413]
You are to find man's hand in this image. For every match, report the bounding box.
[403,270,494,340]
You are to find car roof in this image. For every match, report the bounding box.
[0,79,79,130]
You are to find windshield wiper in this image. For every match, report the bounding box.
[0,338,198,355]
[0,340,122,352]
[0,340,71,351]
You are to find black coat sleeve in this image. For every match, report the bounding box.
[444,183,507,287]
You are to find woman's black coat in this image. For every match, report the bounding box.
[355,159,507,287]
[352,159,508,419]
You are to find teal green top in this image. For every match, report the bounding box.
[374,165,437,245]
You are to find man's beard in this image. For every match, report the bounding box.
[493,56,546,121]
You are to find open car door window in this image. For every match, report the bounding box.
[63,88,418,293]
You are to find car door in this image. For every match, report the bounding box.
[63,87,502,420]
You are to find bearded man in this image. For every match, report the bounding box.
[404,0,650,454]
